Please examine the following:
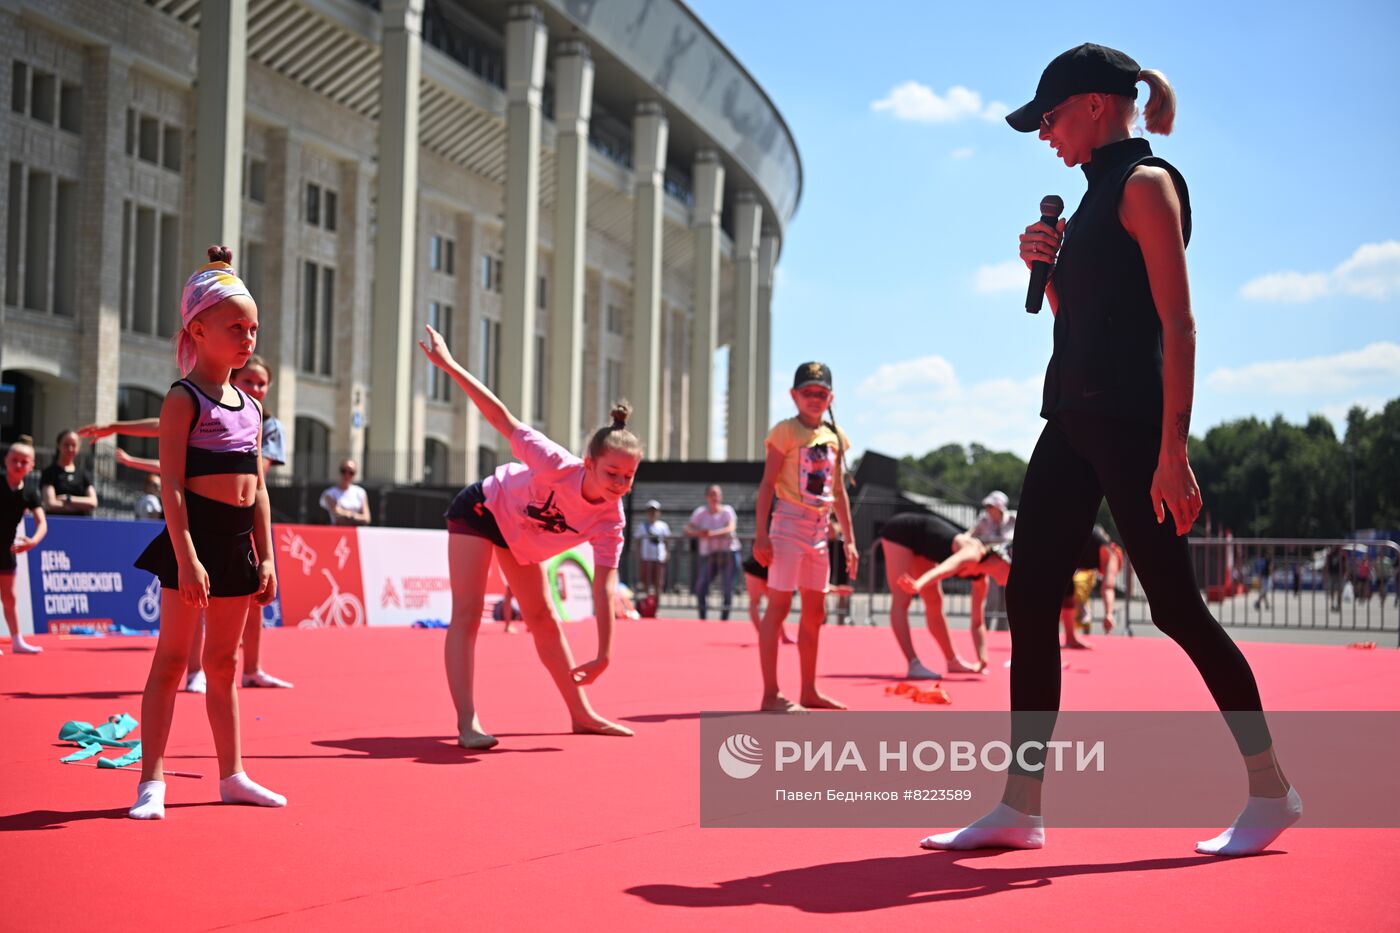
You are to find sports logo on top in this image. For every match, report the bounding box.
[717,733,763,779]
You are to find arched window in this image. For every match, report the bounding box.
[424,437,450,486]
[294,416,332,483]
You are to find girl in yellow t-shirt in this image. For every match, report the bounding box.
[753,362,858,711]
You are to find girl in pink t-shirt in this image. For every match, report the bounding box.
[420,325,640,748]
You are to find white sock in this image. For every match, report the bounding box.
[13,637,42,653]
[219,772,287,808]
[919,802,1044,850]
[185,670,206,693]
[906,659,941,680]
[1196,787,1302,856]
[129,781,166,820]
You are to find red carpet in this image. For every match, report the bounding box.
[3,621,1398,932]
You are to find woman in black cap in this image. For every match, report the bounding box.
[921,44,1299,857]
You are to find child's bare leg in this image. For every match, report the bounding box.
[759,588,799,710]
[496,550,631,736]
[881,541,924,668]
[967,577,990,670]
[445,535,496,748]
[923,584,979,673]
[0,576,39,652]
[203,594,285,808]
[797,588,844,709]
[240,602,293,687]
[131,592,200,819]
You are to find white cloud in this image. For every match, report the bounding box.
[871,81,1006,124]
[853,354,1045,458]
[974,260,1025,294]
[1205,342,1400,395]
[1239,240,1400,303]
[951,146,975,160]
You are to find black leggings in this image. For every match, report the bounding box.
[1006,412,1272,776]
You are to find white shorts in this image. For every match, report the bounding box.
[768,500,829,594]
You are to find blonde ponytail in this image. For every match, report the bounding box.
[1138,69,1176,135]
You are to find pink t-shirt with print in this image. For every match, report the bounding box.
[482,427,625,568]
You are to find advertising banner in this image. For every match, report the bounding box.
[356,526,502,626]
[274,524,366,629]
[23,516,165,633]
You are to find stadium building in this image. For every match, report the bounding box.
[0,0,801,485]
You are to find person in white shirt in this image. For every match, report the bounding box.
[686,485,741,620]
[134,474,163,520]
[969,490,1016,546]
[320,459,371,526]
[634,500,671,596]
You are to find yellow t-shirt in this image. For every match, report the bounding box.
[766,417,851,512]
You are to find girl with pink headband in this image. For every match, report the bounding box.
[128,246,283,820]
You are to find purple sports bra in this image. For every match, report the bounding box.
[174,379,260,477]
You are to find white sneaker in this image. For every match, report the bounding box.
[184,669,207,693]
[242,670,294,689]
[906,659,942,680]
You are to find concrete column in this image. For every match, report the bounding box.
[499,3,547,454]
[335,158,372,470]
[547,40,593,451]
[191,0,247,262]
[726,191,761,460]
[74,48,129,438]
[754,231,779,453]
[263,128,301,470]
[687,150,723,460]
[368,0,424,482]
[629,100,668,457]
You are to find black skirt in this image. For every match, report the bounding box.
[135,489,260,597]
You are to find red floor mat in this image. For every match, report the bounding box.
[3,622,1397,931]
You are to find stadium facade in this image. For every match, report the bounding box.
[0,0,801,484]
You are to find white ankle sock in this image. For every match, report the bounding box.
[185,670,206,693]
[1196,787,1302,856]
[219,772,286,808]
[13,637,42,653]
[129,781,166,820]
[920,802,1045,850]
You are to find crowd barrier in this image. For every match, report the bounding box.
[12,516,595,635]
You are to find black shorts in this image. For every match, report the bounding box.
[134,489,260,597]
[445,481,508,548]
[742,555,768,580]
[0,550,16,574]
[878,512,959,562]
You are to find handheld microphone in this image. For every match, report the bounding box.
[1025,194,1064,314]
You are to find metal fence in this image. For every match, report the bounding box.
[1120,538,1399,644]
[854,535,1398,645]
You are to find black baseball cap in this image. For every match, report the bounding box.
[793,361,832,391]
[1005,43,1141,133]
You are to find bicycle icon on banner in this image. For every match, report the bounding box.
[297,567,366,629]
[138,576,161,625]
[277,528,365,628]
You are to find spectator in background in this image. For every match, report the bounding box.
[41,430,98,517]
[135,473,163,520]
[969,490,1016,547]
[634,499,670,596]
[2,435,47,655]
[320,459,371,526]
[1253,554,1273,611]
[686,484,741,620]
[1325,546,1344,612]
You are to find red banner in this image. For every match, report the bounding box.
[273,524,367,629]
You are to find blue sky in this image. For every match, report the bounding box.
[690,0,1400,459]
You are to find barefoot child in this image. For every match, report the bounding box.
[419,324,636,749]
[753,362,858,712]
[1,436,46,655]
[128,247,282,820]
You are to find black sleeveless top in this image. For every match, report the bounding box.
[1042,137,1192,424]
